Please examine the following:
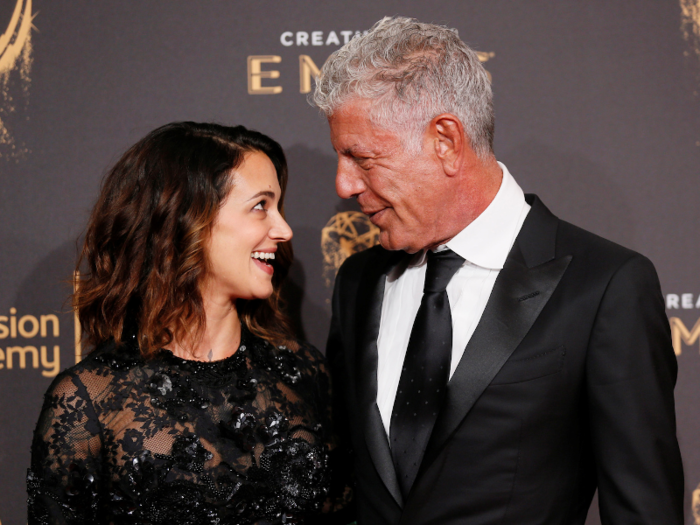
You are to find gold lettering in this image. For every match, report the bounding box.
[0,316,8,339]
[0,347,4,369]
[41,345,60,377]
[74,271,82,363]
[9,307,16,338]
[693,483,700,525]
[476,51,495,62]
[40,314,59,337]
[7,345,39,369]
[299,55,321,94]
[18,314,39,338]
[476,51,495,82]
[247,55,282,95]
[669,316,700,355]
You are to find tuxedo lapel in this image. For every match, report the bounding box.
[420,196,572,472]
[355,248,405,508]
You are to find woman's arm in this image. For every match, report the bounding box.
[27,371,103,525]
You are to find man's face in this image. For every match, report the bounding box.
[329,98,448,253]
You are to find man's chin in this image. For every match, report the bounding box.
[378,231,420,254]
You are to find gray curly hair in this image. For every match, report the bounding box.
[312,16,494,158]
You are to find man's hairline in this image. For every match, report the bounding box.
[326,96,495,161]
[326,94,439,153]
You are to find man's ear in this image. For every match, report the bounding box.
[431,114,465,176]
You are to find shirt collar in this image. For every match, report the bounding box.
[441,162,528,270]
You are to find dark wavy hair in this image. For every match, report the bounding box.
[74,122,296,357]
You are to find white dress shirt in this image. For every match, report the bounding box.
[376,163,531,435]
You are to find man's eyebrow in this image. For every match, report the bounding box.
[247,190,276,201]
[340,146,373,157]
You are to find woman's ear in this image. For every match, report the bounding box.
[431,114,465,176]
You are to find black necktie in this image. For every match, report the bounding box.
[390,248,465,497]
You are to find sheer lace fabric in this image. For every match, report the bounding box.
[27,328,340,525]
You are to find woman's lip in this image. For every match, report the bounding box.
[252,257,274,275]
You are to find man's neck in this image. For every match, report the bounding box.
[426,157,503,250]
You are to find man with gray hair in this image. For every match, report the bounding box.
[315,16,683,525]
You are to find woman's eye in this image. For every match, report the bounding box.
[253,200,267,211]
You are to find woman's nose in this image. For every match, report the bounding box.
[271,213,293,242]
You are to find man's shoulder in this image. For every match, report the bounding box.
[556,218,649,270]
[527,194,651,271]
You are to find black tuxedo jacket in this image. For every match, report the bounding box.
[326,195,683,525]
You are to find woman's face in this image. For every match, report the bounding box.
[204,151,293,303]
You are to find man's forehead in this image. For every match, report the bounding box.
[335,96,373,113]
[330,126,399,157]
[329,97,381,127]
[329,104,398,143]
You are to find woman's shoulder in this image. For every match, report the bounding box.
[83,337,144,371]
[43,339,143,399]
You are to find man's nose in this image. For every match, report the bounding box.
[335,161,365,199]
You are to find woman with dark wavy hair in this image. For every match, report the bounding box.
[27,122,350,524]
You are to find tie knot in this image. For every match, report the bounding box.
[423,249,465,293]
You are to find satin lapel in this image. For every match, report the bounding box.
[420,196,571,471]
[355,249,405,508]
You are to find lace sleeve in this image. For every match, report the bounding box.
[27,371,104,525]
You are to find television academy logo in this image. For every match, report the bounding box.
[247,28,494,95]
[321,212,380,288]
[279,29,367,47]
[666,292,700,356]
[680,0,700,66]
[0,272,83,377]
[0,0,35,158]
[0,306,61,377]
[0,0,33,77]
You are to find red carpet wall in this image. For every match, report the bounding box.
[1,1,699,523]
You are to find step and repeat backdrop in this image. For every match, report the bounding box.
[1,1,699,523]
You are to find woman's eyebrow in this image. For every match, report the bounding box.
[247,190,276,202]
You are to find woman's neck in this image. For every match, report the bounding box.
[168,297,242,362]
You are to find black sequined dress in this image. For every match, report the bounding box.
[27,327,348,525]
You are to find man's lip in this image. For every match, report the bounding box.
[364,208,386,224]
